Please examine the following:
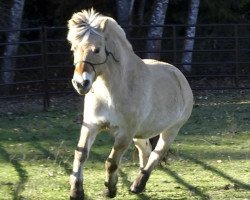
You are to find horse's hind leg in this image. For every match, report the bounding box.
[130,128,179,193]
[133,138,152,168]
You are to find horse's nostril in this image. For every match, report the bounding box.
[76,82,82,88]
[83,80,90,88]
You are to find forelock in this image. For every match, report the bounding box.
[67,9,103,47]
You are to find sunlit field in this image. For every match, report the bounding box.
[0,91,249,200]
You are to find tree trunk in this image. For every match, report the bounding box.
[2,0,25,93]
[146,0,169,60]
[138,0,146,25]
[116,0,135,35]
[0,2,11,27]
[181,0,200,73]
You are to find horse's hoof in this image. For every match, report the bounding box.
[69,174,84,200]
[69,190,84,200]
[69,188,84,200]
[70,194,84,200]
[130,171,150,193]
[103,187,117,198]
[130,184,145,194]
[70,195,84,200]
[70,190,84,200]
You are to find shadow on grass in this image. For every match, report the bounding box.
[160,166,211,200]
[119,169,152,200]
[30,141,72,175]
[31,142,97,200]
[0,144,28,200]
[181,153,250,191]
[159,152,250,200]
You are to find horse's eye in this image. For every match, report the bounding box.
[94,48,100,54]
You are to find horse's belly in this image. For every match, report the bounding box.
[134,117,177,139]
[134,129,162,139]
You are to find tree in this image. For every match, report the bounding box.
[145,0,169,60]
[1,0,25,93]
[181,0,200,73]
[0,2,11,27]
[116,0,135,35]
[137,0,146,25]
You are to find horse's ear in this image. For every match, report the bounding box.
[100,19,108,33]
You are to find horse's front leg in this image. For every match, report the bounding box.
[70,125,97,200]
[103,133,131,198]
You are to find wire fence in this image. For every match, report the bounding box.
[0,24,250,110]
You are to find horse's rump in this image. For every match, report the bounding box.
[130,59,193,138]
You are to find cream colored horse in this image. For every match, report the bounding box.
[67,9,193,200]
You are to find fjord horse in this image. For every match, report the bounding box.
[67,9,193,199]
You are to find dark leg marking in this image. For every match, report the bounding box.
[76,146,88,162]
[70,180,84,200]
[130,169,150,193]
[103,158,118,198]
[103,181,117,198]
[105,157,118,173]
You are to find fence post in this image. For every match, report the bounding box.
[41,24,49,110]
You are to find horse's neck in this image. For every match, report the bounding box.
[91,63,119,99]
[93,46,142,103]
[102,62,125,88]
[93,58,129,102]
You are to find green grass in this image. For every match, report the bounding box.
[0,92,249,200]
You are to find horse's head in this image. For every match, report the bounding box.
[67,9,108,95]
[67,9,132,95]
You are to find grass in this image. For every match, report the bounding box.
[0,91,249,200]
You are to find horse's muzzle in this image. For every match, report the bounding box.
[72,71,94,95]
[72,79,91,95]
[76,80,90,90]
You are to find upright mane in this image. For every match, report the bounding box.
[67,9,103,47]
[67,9,132,51]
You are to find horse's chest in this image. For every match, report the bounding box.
[85,95,121,126]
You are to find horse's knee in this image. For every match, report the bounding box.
[130,169,150,193]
